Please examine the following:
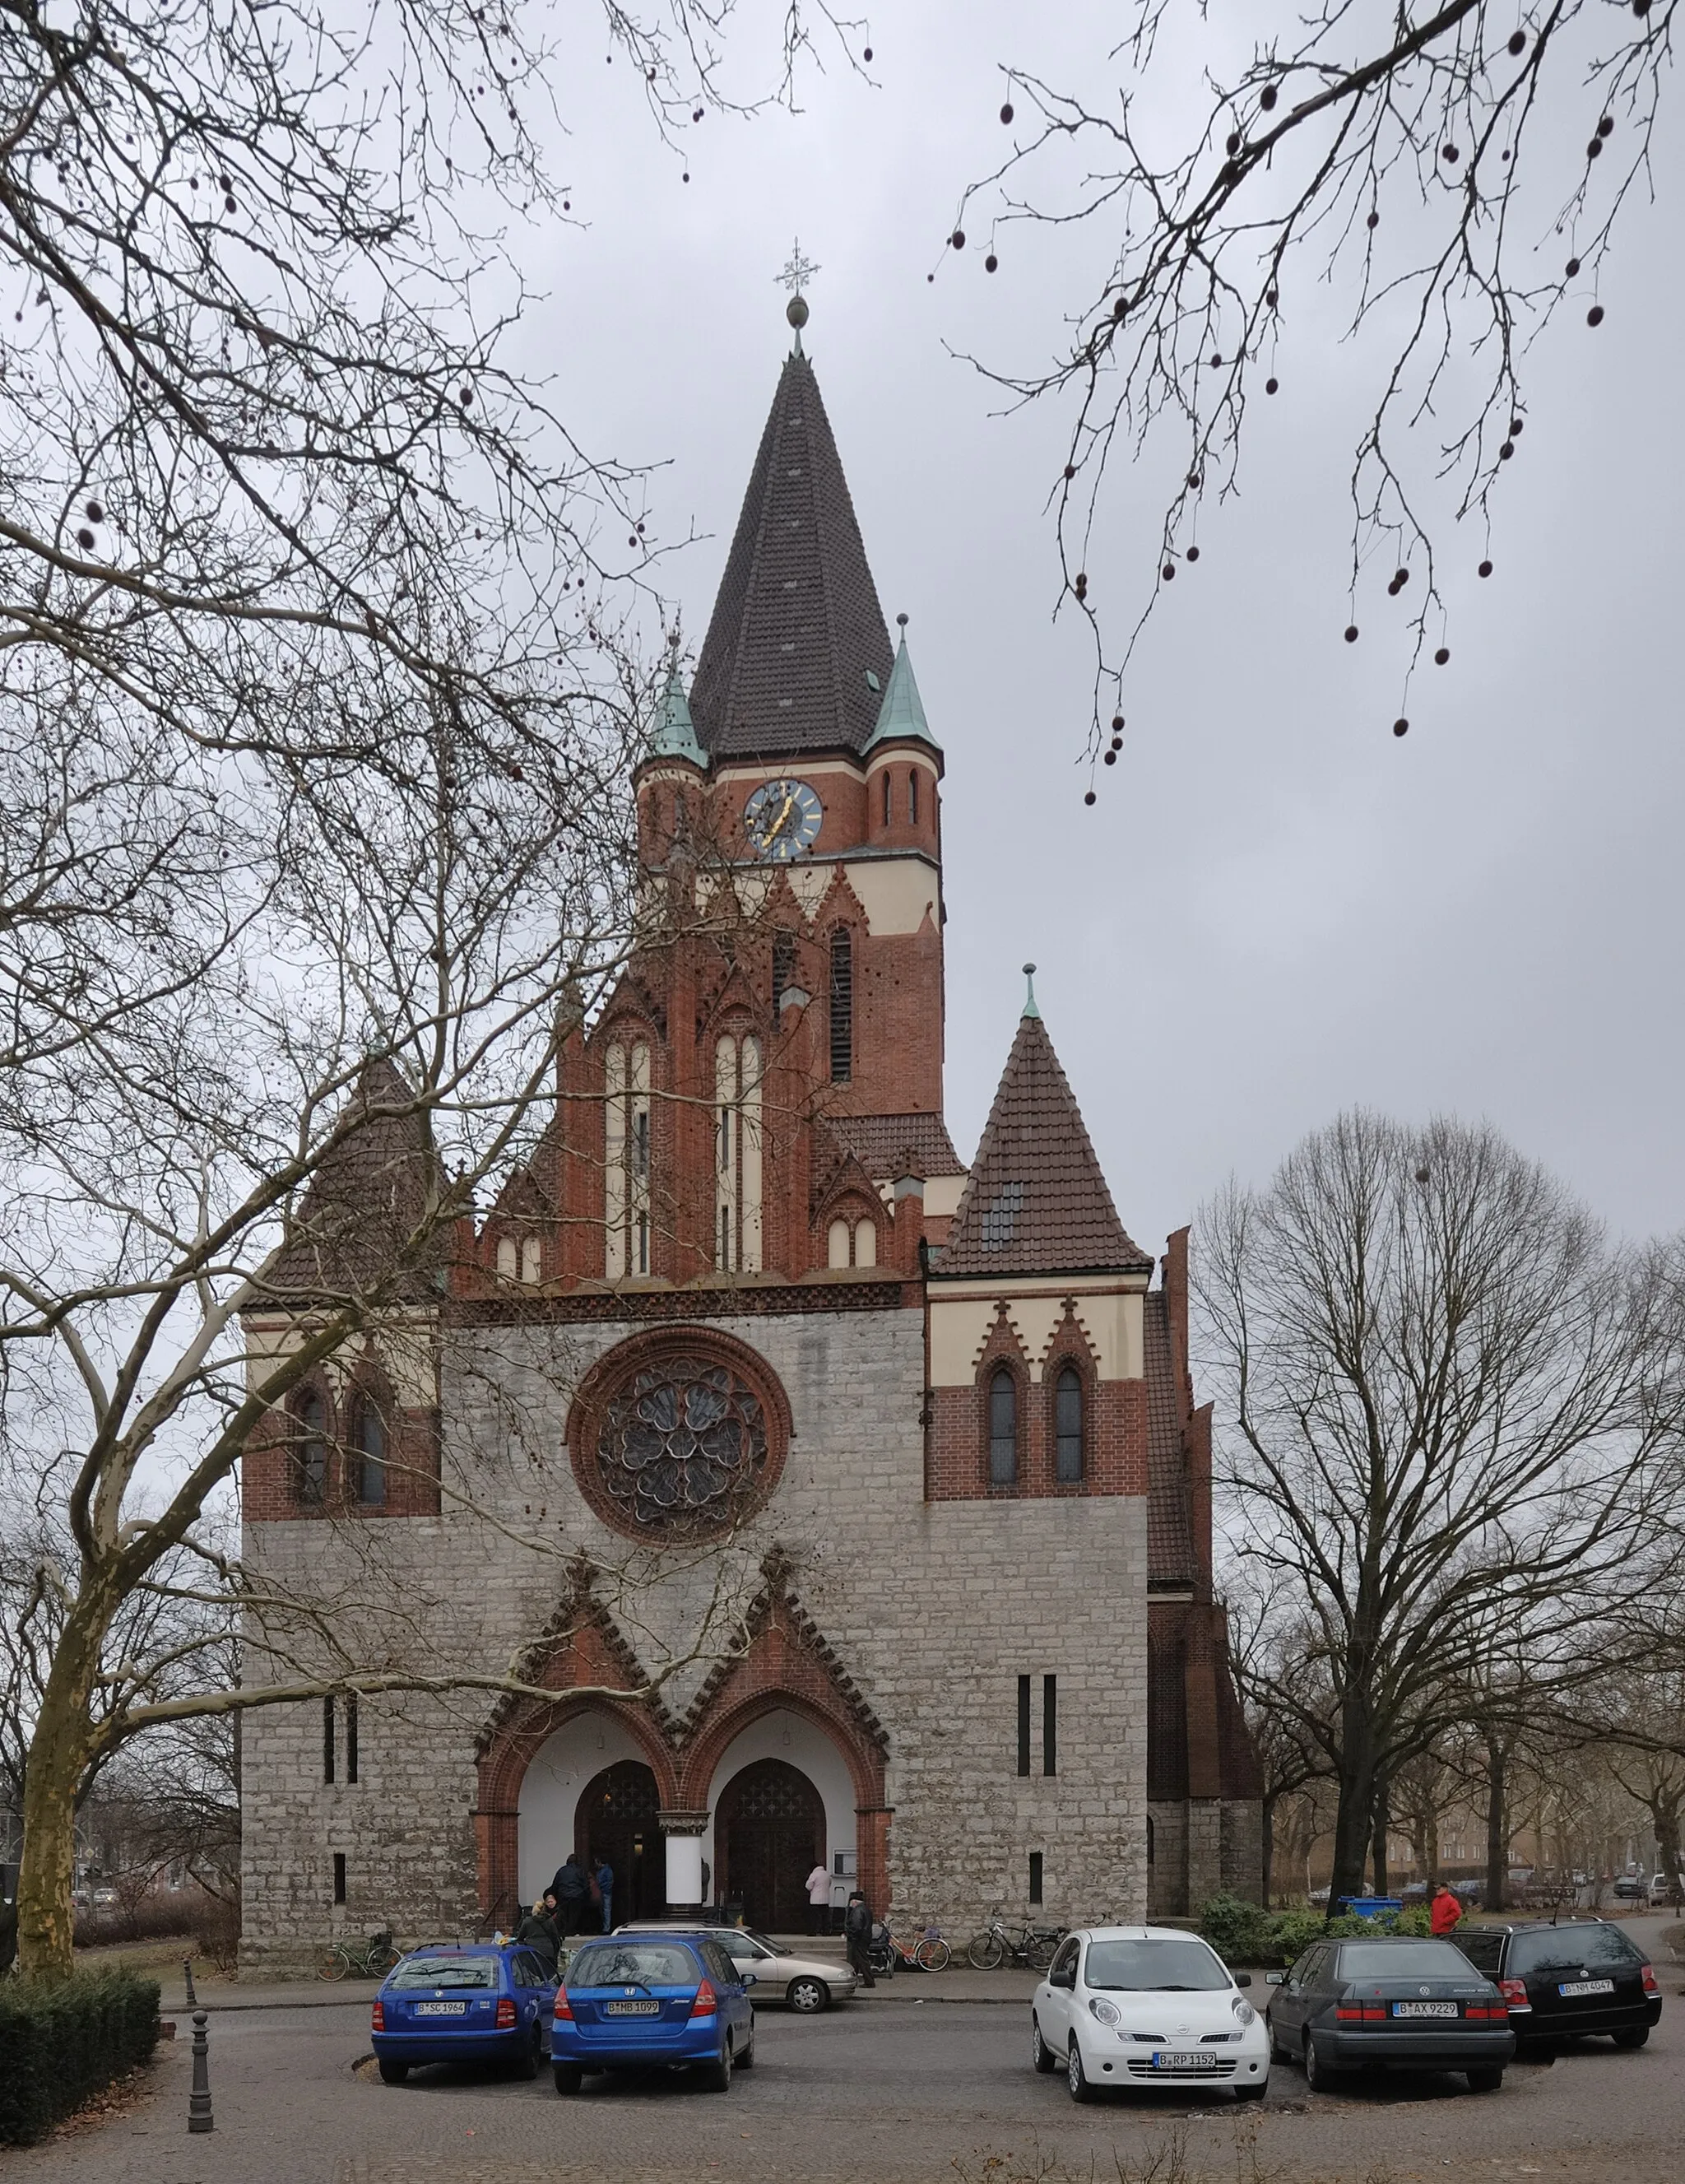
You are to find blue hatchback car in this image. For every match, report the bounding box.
[372,1943,557,2084]
[550,1931,756,2093]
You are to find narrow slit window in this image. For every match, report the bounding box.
[829,929,852,1082]
[346,1695,360,1786]
[989,1368,1018,1486]
[295,1392,327,1505]
[908,769,919,825]
[882,772,891,827]
[1028,1852,1043,1907]
[1042,1675,1058,1777]
[332,1852,347,1905]
[1055,1368,1084,1484]
[323,1695,336,1784]
[354,1401,386,1507]
[772,929,795,1014]
[1017,1674,1032,1778]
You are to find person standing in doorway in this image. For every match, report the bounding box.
[805,1860,831,1937]
[1429,1880,1464,1937]
[549,1854,592,1936]
[596,1855,615,1932]
[842,1889,875,1988]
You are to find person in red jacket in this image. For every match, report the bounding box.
[1429,1881,1464,1935]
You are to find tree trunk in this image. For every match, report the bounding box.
[1483,1740,1508,1915]
[1329,1736,1378,1913]
[1424,1805,1440,1889]
[15,1604,105,1981]
[1650,1793,1683,1910]
[1260,1791,1276,1908]
[1371,1773,1390,1897]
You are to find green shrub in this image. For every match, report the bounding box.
[1196,1896,1432,1968]
[1195,1893,1274,1966]
[0,1969,160,2145]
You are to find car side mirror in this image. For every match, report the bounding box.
[1265,1972,1285,1987]
[741,1972,757,1988]
[1234,1973,1252,1988]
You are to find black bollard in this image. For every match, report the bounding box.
[183,1957,198,2008]
[188,2010,213,2134]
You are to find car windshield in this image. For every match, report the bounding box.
[1508,1925,1640,1976]
[567,1942,699,1988]
[1084,1939,1230,1992]
[1338,1941,1478,1981]
[388,1956,500,1990]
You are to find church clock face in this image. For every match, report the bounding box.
[743,778,822,862]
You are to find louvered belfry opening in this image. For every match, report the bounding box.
[829,927,852,1081]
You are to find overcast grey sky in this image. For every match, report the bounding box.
[521,3,1683,1257]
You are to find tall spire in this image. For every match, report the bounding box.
[689,346,894,761]
[863,615,940,754]
[648,649,706,765]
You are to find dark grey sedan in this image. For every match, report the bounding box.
[1265,1935,1515,2093]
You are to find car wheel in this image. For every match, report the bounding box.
[377,2059,409,2086]
[737,2024,756,2069]
[1234,2079,1268,2103]
[552,2062,583,2095]
[787,1976,829,2013]
[1465,2067,1505,2093]
[515,2028,541,2080]
[1613,2027,1650,2049]
[700,2037,734,2093]
[1067,2038,1096,2105]
[1302,2035,1342,2093]
[1267,2014,1290,2064]
[1031,2014,1058,2074]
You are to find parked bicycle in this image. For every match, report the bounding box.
[317,1927,402,1981]
[882,1922,952,1973]
[966,1913,1063,1971]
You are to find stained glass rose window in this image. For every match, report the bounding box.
[596,1353,769,1537]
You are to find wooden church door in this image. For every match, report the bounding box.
[716,1757,824,1931]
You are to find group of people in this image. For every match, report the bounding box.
[511,1854,615,1974]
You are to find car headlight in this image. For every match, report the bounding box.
[1232,1999,1256,2028]
[1088,1996,1121,2026]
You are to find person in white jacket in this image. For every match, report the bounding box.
[805,1861,831,1937]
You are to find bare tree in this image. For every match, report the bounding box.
[948,3,1673,760]
[1197,1108,1680,1912]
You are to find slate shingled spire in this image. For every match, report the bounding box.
[689,351,894,760]
[938,1001,1152,1278]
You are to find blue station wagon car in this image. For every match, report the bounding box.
[371,1943,556,2084]
[550,1932,756,2093]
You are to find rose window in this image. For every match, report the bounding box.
[596,1354,769,1536]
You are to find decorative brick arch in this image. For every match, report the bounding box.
[471,1581,679,1927]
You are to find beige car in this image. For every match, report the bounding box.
[615,1921,857,2012]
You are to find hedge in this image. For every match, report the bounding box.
[1198,1892,1432,1968]
[0,1969,161,2145]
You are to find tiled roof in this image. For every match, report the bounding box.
[824,1110,967,1181]
[1144,1290,1196,1586]
[935,1013,1151,1276]
[689,351,894,760]
[259,1057,448,1303]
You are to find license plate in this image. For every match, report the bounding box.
[604,1999,661,2017]
[1557,1979,1614,1997]
[413,2000,468,2016]
[1391,2000,1459,2018]
[1153,2051,1218,2070]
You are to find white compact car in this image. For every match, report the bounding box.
[1031,1926,1270,2103]
[615,1921,857,2012]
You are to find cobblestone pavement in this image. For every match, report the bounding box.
[9,1919,1680,2184]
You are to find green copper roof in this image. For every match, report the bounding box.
[863,628,940,754]
[648,660,707,766]
[1022,963,1041,1020]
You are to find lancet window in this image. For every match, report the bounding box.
[714,1032,764,1272]
[606,1040,652,1278]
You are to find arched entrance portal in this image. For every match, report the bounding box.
[715,1757,824,1931]
[573,1760,661,1921]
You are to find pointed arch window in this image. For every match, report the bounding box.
[1055,1366,1084,1484]
[293,1390,327,1505]
[606,1041,652,1278]
[882,771,892,828]
[715,1032,763,1272]
[352,1398,386,1507]
[988,1368,1018,1487]
[829,928,852,1083]
[908,769,919,825]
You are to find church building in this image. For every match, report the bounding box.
[238,308,1260,1972]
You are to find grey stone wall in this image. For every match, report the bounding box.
[240,1303,1150,1971]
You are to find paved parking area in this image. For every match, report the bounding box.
[5,1971,1683,2184]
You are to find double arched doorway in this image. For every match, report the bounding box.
[572,1759,662,1921]
[715,1758,826,1930]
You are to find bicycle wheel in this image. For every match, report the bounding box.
[316,1947,350,1982]
[367,1944,402,1976]
[1026,1932,1058,1971]
[915,1936,950,1973]
[968,1931,1005,1971]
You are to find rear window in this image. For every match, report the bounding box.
[1453,1931,1506,1973]
[1507,1925,1640,1976]
[567,1941,700,1988]
[1338,1941,1479,1981]
[1084,1938,1230,1992]
[389,1955,500,1990]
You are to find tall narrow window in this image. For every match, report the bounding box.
[771,930,796,1014]
[714,1033,764,1272]
[908,769,919,825]
[829,928,852,1082]
[1042,1675,1058,1777]
[495,1234,518,1278]
[353,1401,385,1507]
[323,1695,337,1784]
[346,1695,360,1786]
[605,1041,652,1278]
[295,1392,327,1505]
[332,1852,347,1904]
[828,1217,851,1269]
[1055,1367,1084,1484]
[520,1236,541,1284]
[1028,1852,1043,1906]
[1017,1674,1032,1777]
[989,1368,1018,1486]
[882,772,892,827]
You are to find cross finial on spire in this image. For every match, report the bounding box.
[1022,963,1040,1020]
[778,239,819,351]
